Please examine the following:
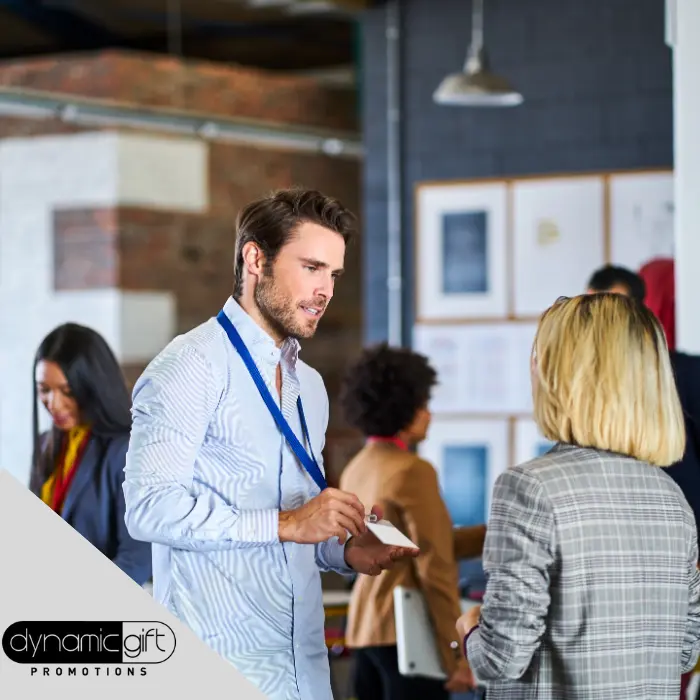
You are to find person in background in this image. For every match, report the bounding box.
[587,261,700,535]
[30,322,152,585]
[456,293,700,700]
[639,258,700,700]
[339,342,485,700]
[586,263,646,302]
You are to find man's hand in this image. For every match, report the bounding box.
[444,662,476,693]
[456,604,481,643]
[343,505,419,575]
[278,488,366,544]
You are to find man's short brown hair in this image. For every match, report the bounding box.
[232,188,356,299]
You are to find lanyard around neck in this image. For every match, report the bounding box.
[216,310,327,492]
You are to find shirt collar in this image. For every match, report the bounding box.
[221,296,301,366]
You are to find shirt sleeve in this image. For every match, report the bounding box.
[123,343,280,551]
[466,465,555,681]
[315,537,354,574]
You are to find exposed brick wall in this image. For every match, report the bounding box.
[0,50,358,132]
[3,49,362,480]
[53,145,361,336]
[0,116,84,139]
[53,209,118,289]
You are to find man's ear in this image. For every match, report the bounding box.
[242,241,265,278]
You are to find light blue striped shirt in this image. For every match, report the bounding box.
[123,296,354,699]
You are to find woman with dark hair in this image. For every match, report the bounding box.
[31,322,152,585]
[339,343,485,700]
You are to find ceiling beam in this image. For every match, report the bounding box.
[244,0,372,14]
[0,0,119,45]
[293,0,372,8]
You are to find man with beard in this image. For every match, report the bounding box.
[122,188,419,700]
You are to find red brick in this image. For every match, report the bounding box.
[0,51,358,132]
[53,208,118,290]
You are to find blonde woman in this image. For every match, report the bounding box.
[456,293,700,700]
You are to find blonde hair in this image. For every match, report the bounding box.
[532,293,685,466]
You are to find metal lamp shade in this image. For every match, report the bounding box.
[433,46,523,107]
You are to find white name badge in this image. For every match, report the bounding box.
[366,519,419,549]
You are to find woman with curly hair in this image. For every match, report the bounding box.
[339,342,485,700]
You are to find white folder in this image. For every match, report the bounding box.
[393,585,481,681]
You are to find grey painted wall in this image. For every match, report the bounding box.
[361,0,673,344]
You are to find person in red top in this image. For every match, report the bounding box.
[589,260,700,700]
[639,258,700,700]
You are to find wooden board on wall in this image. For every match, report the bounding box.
[412,167,674,518]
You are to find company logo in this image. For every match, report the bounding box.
[2,621,176,665]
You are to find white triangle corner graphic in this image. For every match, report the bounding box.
[0,469,268,699]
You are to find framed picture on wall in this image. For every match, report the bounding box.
[413,321,537,415]
[512,175,606,317]
[608,170,674,272]
[415,180,508,321]
[419,418,509,525]
[514,418,556,466]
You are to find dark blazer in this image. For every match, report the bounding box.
[669,350,700,538]
[33,431,152,585]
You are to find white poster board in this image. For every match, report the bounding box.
[415,181,509,320]
[419,417,510,525]
[413,322,537,415]
[608,171,674,271]
[512,176,606,316]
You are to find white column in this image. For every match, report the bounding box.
[0,131,207,486]
[673,0,700,353]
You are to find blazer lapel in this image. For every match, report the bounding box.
[60,436,101,521]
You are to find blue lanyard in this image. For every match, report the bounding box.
[216,310,327,493]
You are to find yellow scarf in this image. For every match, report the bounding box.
[40,425,91,511]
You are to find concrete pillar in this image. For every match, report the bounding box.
[0,131,206,485]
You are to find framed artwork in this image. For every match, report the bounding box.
[512,175,606,317]
[413,321,537,415]
[419,418,509,525]
[415,181,508,321]
[608,170,674,271]
[514,418,555,465]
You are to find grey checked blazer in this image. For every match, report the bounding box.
[466,443,700,700]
